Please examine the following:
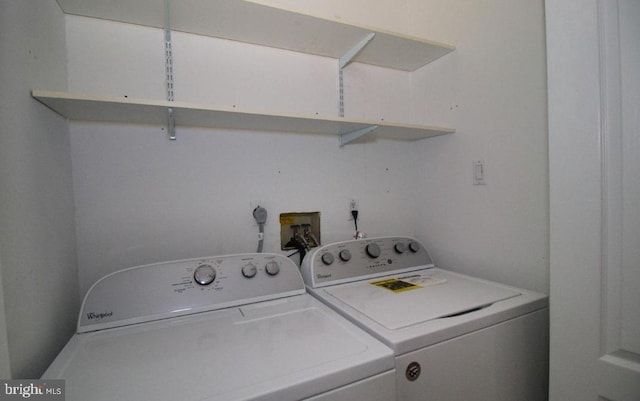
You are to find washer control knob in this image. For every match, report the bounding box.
[394,243,406,254]
[366,243,381,258]
[194,264,216,286]
[408,241,420,253]
[321,253,335,265]
[338,249,352,262]
[265,261,280,276]
[242,263,257,278]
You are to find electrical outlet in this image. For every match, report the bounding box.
[250,200,265,226]
[349,198,359,211]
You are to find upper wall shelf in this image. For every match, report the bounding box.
[32,91,454,145]
[50,1,456,144]
[55,0,455,71]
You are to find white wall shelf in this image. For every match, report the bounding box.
[49,0,456,144]
[32,91,455,144]
[56,0,455,72]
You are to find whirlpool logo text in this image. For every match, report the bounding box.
[86,311,113,321]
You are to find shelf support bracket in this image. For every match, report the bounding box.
[164,0,176,140]
[339,125,378,147]
[339,33,375,117]
[167,107,176,140]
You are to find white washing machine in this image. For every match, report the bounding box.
[301,236,549,401]
[43,253,396,401]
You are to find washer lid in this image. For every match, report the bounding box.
[322,270,521,330]
[43,295,394,401]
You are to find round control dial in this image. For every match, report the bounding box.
[339,249,352,262]
[193,264,216,286]
[394,243,406,254]
[409,241,420,253]
[365,243,381,258]
[242,263,257,278]
[265,261,280,276]
[321,253,334,265]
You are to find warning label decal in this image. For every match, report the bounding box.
[370,278,422,293]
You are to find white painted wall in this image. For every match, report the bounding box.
[70,123,419,295]
[65,0,549,299]
[253,0,410,35]
[408,0,549,292]
[66,14,419,296]
[0,1,78,378]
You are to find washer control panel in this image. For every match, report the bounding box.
[301,236,434,288]
[79,253,305,333]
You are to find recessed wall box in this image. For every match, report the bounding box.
[280,212,321,251]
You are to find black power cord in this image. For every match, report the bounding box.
[285,237,307,266]
[351,209,359,231]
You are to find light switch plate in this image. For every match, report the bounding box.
[473,160,487,185]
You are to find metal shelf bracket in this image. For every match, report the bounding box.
[338,33,375,117]
[164,0,176,140]
[167,107,176,140]
[339,125,378,147]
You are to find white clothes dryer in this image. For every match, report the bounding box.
[301,236,548,401]
[43,253,396,401]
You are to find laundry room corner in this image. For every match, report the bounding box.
[407,0,549,294]
[2,0,552,388]
[0,0,79,379]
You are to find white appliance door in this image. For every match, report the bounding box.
[396,309,548,401]
[306,371,395,401]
